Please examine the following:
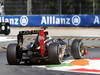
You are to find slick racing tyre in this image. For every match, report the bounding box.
[48,43,65,64]
[7,44,21,65]
[71,39,86,59]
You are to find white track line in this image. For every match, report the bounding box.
[0,36,16,42]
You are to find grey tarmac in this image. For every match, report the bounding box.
[0,40,99,75]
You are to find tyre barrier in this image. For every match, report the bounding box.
[66,45,100,48]
[23,37,100,41]
[22,37,100,48]
[55,38,100,41]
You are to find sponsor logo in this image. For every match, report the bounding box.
[93,16,100,24]
[72,15,81,26]
[20,16,28,26]
[0,15,29,26]
[41,15,81,26]
[0,17,19,25]
[41,16,70,25]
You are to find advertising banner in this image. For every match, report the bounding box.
[0,15,100,27]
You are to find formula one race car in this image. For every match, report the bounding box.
[7,27,87,65]
[0,22,10,35]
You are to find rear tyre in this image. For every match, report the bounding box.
[71,39,85,59]
[7,44,21,65]
[48,43,65,64]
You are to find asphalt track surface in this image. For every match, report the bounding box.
[0,49,98,75]
[0,39,99,75]
[0,27,99,75]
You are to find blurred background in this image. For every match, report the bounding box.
[0,0,100,15]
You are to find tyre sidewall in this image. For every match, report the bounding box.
[7,44,19,65]
[71,40,84,59]
[48,43,62,64]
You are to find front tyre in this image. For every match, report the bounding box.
[71,39,86,59]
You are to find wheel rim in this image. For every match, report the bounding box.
[58,45,65,61]
[79,43,85,56]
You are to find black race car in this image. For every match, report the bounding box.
[7,27,87,65]
[0,22,10,35]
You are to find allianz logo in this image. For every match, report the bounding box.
[41,15,81,26]
[94,16,100,24]
[0,15,28,26]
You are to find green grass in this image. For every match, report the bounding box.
[47,63,72,67]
